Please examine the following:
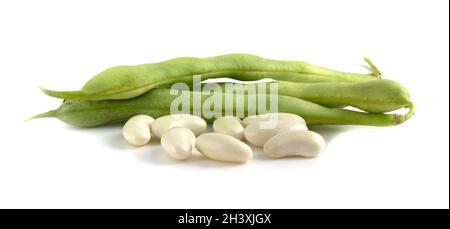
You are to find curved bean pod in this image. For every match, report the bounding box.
[170,79,411,113]
[40,54,378,100]
[227,79,411,113]
[30,88,415,127]
[275,79,411,113]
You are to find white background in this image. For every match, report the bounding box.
[0,0,448,209]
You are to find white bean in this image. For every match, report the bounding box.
[263,130,325,158]
[196,133,253,163]
[161,127,195,160]
[212,117,244,140]
[244,119,307,147]
[151,114,207,138]
[242,113,306,127]
[122,114,154,146]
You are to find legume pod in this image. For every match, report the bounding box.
[40,54,379,100]
[30,88,415,127]
[168,79,411,113]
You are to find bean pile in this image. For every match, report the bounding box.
[30,54,415,163]
[123,113,322,162]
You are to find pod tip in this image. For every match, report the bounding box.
[26,110,58,122]
[39,86,86,100]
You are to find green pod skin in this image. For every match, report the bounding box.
[160,78,412,113]
[30,88,414,127]
[263,79,411,113]
[40,54,378,100]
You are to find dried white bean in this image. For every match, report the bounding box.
[122,114,154,146]
[213,117,244,140]
[196,133,253,163]
[263,130,325,158]
[151,114,207,138]
[161,127,195,160]
[244,119,307,147]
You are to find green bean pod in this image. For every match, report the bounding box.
[40,54,378,101]
[30,88,414,127]
[161,78,411,113]
[261,79,411,113]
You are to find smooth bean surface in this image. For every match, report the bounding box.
[244,119,308,147]
[212,116,244,140]
[161,127,195,160]
[196,133,253,163]
[122,114,154,146]
[151,114,207,138]
[263,130,326,158]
